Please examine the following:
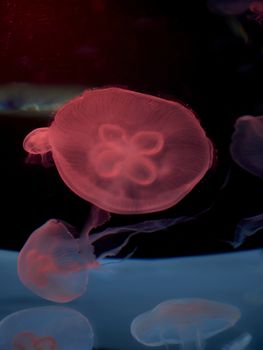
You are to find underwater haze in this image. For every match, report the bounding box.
[0,0,262,349]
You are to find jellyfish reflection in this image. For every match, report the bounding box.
[0,306,93,350]
[230,115,263,179]
[23,87,213,214]
[18,205,206,302]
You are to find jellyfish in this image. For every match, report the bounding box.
[221,332,252,350]
[207,0,250,16]
[23,87,213,214]
[230,115,263,179]
[226,212,263,248]
[130,298,241,350]
[248,0,263,22]
[0,306,93,350]
[18,205,206,302]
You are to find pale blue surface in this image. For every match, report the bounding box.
[0,249,262,349]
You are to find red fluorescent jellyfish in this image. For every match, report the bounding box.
[23,88,213,214]
[17,206,109,302]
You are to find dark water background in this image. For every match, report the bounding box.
[0,0,262,257]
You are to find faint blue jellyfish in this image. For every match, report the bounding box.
[230,115,263,179]
[0,306,93,350]
[226,213,263,248]
[207,0,250,15]
[130,298,241,350]
[18,205,202,302]
[221,332,252,350]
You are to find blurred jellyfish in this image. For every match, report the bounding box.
[0,83,83,114]
[226,213,263,248]
[130,298,241,349]
[221,332,252,350]
[0,306,93,350]
[18,205,206,302]
[227,17,249,43]
[23,87,213,214]
[248,0,263,22]
[230,115,263,178]
[207,0,250,15]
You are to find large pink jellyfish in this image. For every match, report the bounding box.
[23,88,213,214]
[18,205,196,302]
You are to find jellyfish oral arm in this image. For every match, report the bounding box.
[178,327,205,350]
[225,213,263,248]
[89,208,210,259]
[78,205,111,261]
[221,332,252,350]
[82,205,111,236]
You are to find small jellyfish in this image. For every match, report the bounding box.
[230,115,263,179]
[0,306,93,350]
[18,205,201,302]
[221,332,252,350]
[23,87,213,214]
[18,206,109,302]
[130,298,241,350]
[207,0,250,16]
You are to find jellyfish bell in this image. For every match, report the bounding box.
[230,115,263,179]
[130,298,241,349]
[23,127,54,167]
[0,306,93,350]
[23,127,51,155]
[23,87,213,214]
[17,217,100,303]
